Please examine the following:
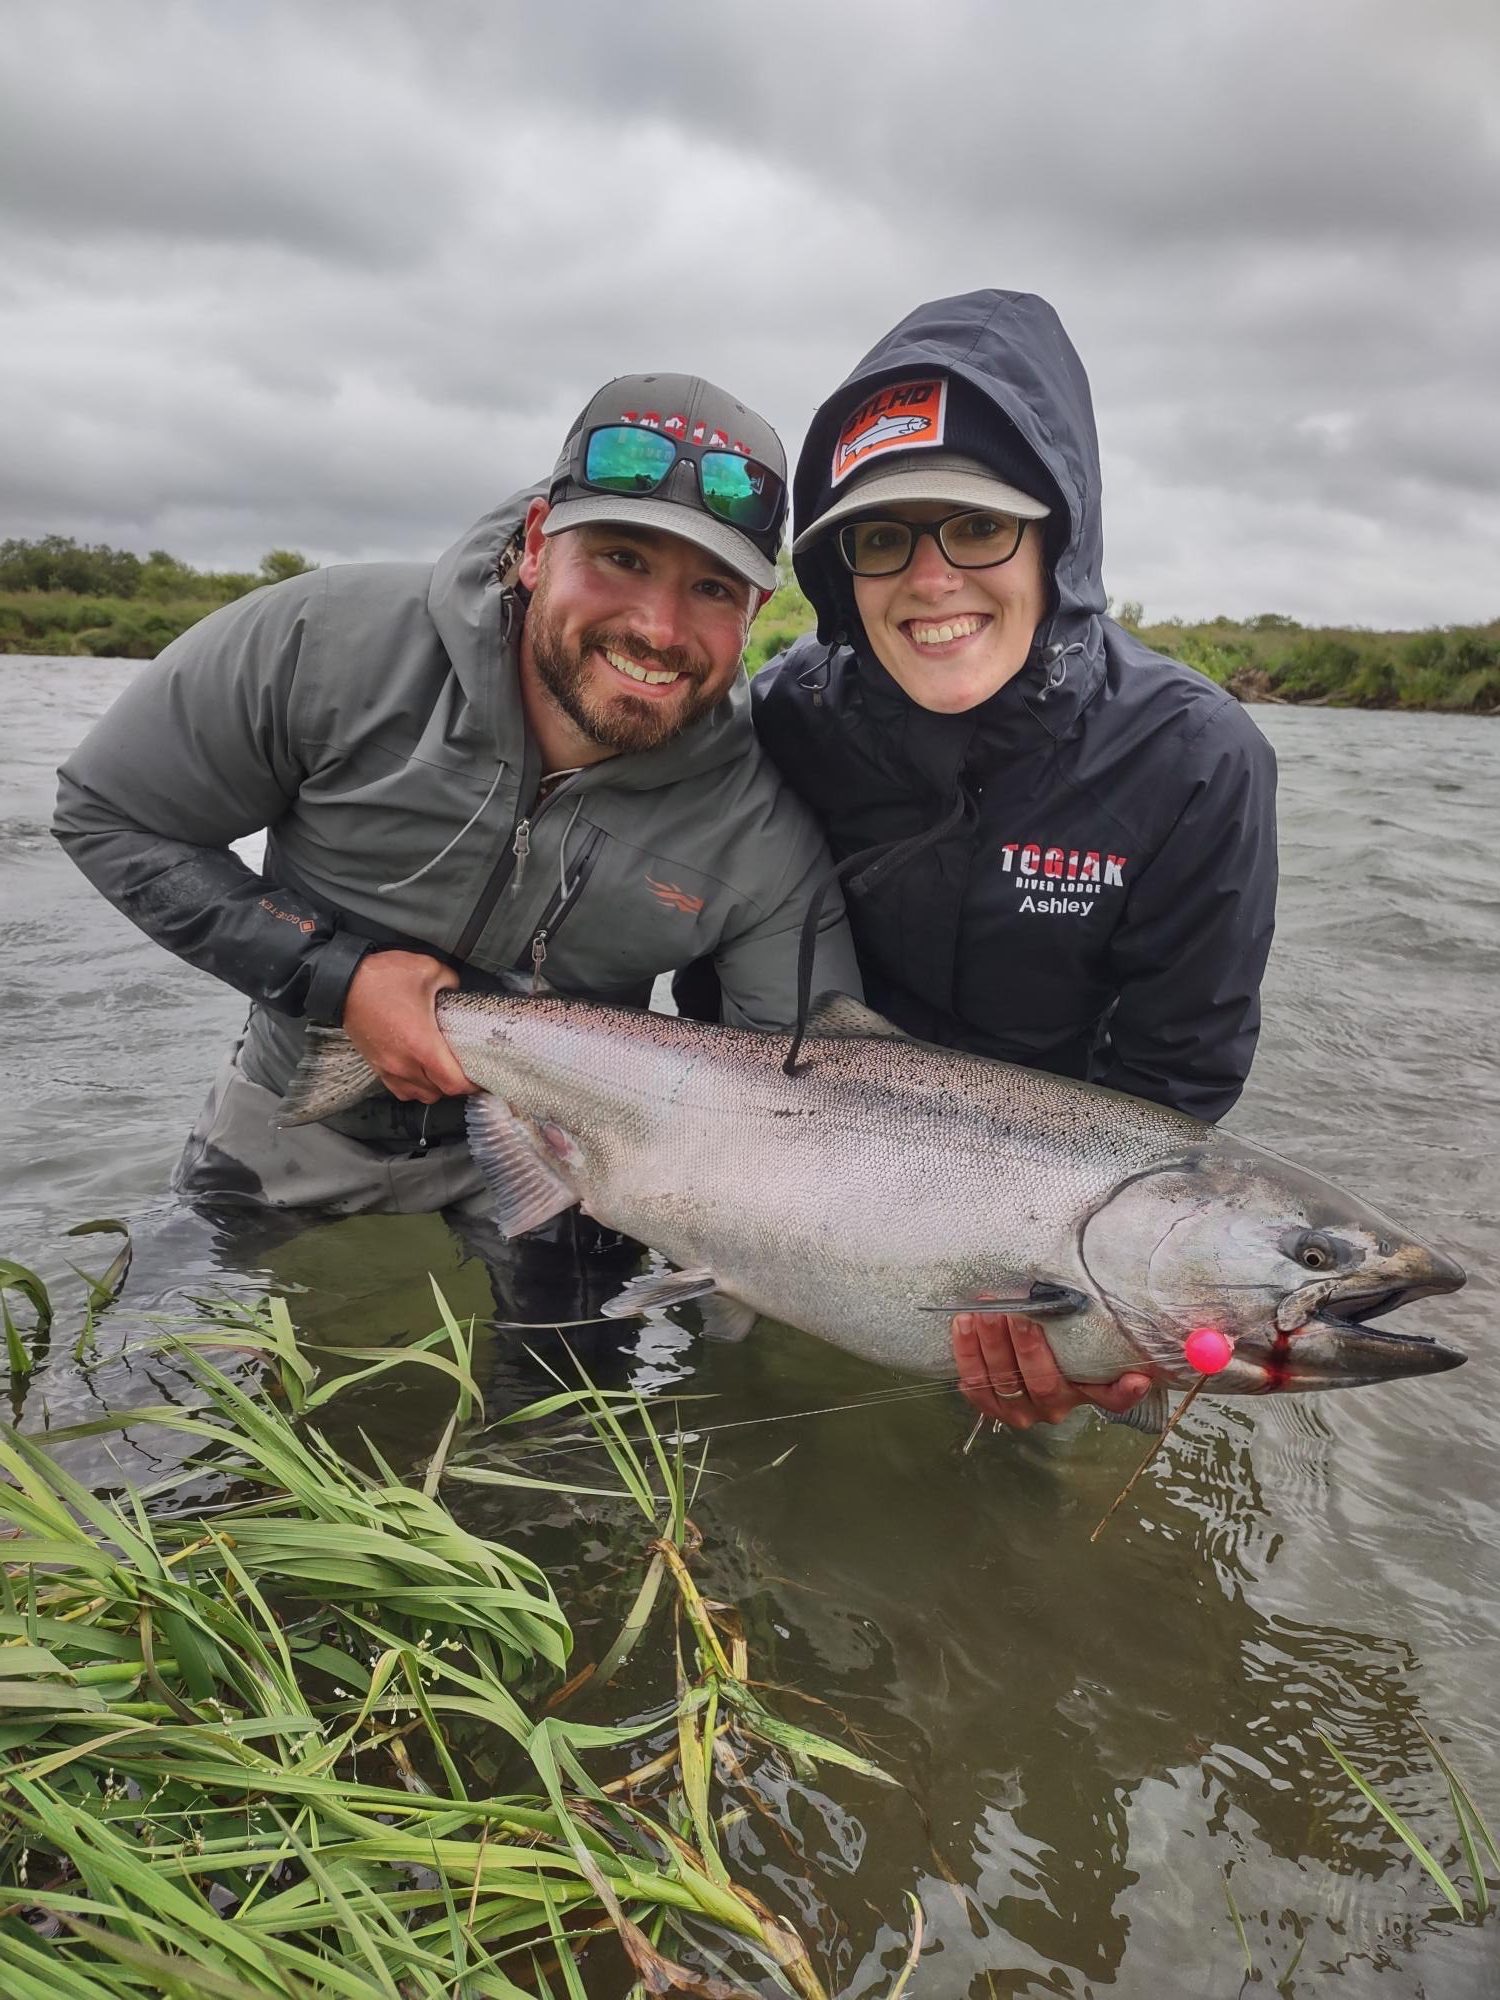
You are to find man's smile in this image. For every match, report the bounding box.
[600,645,685,692]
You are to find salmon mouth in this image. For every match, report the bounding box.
[1315,1282,1449,1327]
[1279,1272,1468,1385]
[1242,1257,1469,1389]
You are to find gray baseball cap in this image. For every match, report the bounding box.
[791,450,1050,554]
[542,372,788,592]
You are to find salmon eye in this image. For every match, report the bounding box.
[1288,1230,1340,1272]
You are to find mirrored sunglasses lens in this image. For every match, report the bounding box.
[700,451,781,530]
[841,520,914,575]
[584,426,678,493]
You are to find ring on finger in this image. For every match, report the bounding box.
[992,1388,1027,1400]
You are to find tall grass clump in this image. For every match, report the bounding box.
[0,1286,912,1997]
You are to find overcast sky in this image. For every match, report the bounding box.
[2,0,1496,626]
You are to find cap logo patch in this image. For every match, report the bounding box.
[831,378,947,486]
[620,410,747,454]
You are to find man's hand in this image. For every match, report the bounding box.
[953,1311,1154,1430]
[341,951,477,1104]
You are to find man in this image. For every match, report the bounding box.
[53,374,860,1265]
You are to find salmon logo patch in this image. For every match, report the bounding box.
[831,377,947,486]
[646,876,705,915]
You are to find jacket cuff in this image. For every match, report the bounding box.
[303,931,379,1024]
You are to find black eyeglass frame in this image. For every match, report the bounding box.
[568,424,788,541]
[834,508,1029,578]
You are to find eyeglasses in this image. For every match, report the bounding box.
[835,509,1027,578]
[579,425,786,536]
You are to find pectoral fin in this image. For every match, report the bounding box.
[1099,1386,1172,1435]
[698,1296,759,1342]
[919,1282,1090,1319]
[600,1266,722,1320]
[278,1027,381,1126]
[464,1099,578,1238]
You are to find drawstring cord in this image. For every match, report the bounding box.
[377,760,505,894]
[380,562,523,897]
[1037,638,1085,696]
[555,795,586,904]
[782,789,969,1075]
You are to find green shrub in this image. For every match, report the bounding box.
[1146,626,1250,687]
[0,534,143,596]
[745,571,816,672]
[1267,633,1364,701]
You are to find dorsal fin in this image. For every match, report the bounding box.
[803,991,912,1041]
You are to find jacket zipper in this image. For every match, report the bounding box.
[455,779,576,963]
[508,817,532,898]
[526,826,605,988]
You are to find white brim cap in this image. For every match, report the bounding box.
[792,451,1050,555]
[541,494,778,593]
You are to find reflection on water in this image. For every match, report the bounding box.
[4,661,1498,1996]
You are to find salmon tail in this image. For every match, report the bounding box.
[277,1026,382,1127]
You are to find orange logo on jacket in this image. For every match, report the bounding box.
[647,876,705,915]
[831,377,948,485]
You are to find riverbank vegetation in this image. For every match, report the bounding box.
[0,537,313,660]
[1127,606,1500,715]
[3,1246,1495,1990]
[0,1284,914,1996]
[3,535,1496,711]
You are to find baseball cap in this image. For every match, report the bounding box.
[791,372,1051,554]
[542,373,788,592]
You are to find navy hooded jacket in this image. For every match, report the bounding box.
[751,290,1277,1121]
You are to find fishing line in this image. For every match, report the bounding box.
[470,1380,962,1467]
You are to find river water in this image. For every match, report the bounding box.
[4,657,1498,1996]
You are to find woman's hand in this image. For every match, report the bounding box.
[953,1311,1154,1430]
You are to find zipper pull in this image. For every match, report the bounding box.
[530,927,549,993]
[509,818,531,895]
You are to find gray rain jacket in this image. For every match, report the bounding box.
[54,493,860,1109]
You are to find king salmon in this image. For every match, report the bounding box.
[281,991,1467,1428]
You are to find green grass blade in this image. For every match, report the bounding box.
[1316,1732,1466,1916]
[1220,1867,1254,1977]
[1417,1723,1497,1911]
[0,1256,54,1334]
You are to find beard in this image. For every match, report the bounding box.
[524,576,720,757]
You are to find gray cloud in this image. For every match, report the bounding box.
[0,0,1495,624]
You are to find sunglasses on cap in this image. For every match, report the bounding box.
[578,425,786,537]
[836,508,1028,578]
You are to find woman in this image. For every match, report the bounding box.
[752,290,1278,1429]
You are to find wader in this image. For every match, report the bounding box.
[174,1051,642,1327]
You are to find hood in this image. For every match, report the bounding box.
[793,291,1106,658]
[425,485,759,792]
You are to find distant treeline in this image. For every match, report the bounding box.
[3,534,1497,711]
[0,535,315,658]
